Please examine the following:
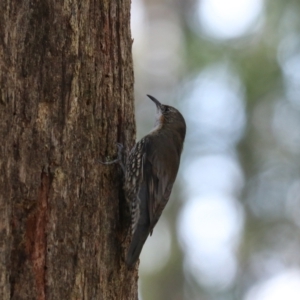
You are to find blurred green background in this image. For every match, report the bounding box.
[131,0,300,299]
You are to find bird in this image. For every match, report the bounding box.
[124,95,186,267]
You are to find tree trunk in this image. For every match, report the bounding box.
[0,1,137,299]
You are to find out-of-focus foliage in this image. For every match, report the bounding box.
[131,0,300,299]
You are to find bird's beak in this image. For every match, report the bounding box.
[147,95,161,109]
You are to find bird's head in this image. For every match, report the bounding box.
[147,94,186,138]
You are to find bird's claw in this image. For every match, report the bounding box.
[99,143,125,173]
[116,143,124,151]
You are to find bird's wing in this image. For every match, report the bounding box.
[125,136,179,267]
[142,136,178,234]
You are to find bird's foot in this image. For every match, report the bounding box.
[99,143,125,173]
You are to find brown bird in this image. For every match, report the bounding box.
[124,95,186,267]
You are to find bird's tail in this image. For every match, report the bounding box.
[126,180,150,267]
[126,223,149,267]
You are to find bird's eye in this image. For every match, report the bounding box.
[163,106,169,113]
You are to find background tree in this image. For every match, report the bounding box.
[131,0,300,299]
[0,1,138,299]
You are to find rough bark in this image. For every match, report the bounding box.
[0,0,137,299]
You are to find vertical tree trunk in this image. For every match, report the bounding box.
[0,1,137,299]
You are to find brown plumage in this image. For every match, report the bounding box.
[125,95,186,267]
